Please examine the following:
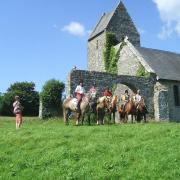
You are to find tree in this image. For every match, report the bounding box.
[40,79,65,118]
[0,82,39,116]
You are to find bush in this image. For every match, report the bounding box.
[40,79,65,119]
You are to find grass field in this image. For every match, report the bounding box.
[0,116,180,180]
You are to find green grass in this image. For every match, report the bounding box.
[0,116,180,180]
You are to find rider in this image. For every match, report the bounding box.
[135,89,148,113]
[89,84,97,99]
[121,89,130,110]
[75,80,85,112]
[102,87,112,111]
[135,89,142,108]
[89,84,98,112]
[103,87,112,97]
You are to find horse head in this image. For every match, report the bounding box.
[137,97,146,113]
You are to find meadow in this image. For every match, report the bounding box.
[0,116,180,180]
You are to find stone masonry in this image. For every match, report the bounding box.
[66,70,156,118]
[87,32,106,72]
[88,1,140,72]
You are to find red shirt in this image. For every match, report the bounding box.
[103,90,112,97]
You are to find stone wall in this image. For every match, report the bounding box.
[87,32,106,72]
[66,70,155,117]
[154,80,180,121]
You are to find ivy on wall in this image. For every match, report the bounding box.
[103,32,126,74]
[103,32,118,72]
[136,63,150,78]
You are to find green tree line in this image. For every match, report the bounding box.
[0,80,64,117]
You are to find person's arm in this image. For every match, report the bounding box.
[75,86,79,93]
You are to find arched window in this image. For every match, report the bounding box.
[173,85,180,106]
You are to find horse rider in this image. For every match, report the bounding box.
[121,89,130,111]
[102,87,113,111]
[89,84,97,99]
[103,87,112,97]
[89,84,98,112]
[75,80,86,112]
[135,89,142,108]
[135,89,148,113]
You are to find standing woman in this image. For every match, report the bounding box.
[13,96,23,129]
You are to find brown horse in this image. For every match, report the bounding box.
[136,97,147,123]
[108,95,118,124]
[63,93,92,125]
[118,97,137,123]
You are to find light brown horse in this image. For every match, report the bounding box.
[118,97,137,123]
[63,93,92,125]
[96,96,109,125]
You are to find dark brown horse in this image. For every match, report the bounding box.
[118,97,137,123]
[136,97,147,123]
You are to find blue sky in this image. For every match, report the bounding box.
[0,0,180,93]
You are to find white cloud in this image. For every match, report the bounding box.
[153,0,180,38]
[62,22,89,37]
[158,24,173,39]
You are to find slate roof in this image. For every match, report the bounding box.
[88,11,114,40]
[135,47,180,81]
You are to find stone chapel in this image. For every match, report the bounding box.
[67,1,180,121]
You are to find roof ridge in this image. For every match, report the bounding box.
[137,46,180,56]
[89,13,106,38]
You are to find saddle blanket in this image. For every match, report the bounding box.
[69,98,78,111]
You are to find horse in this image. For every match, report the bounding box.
[63,93,92,125]
[136,97,148,123]
[96,96,109,125]
[107,95,118,124]
[118,97,137,123]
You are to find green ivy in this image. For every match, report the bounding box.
[103,32,118,71]
[103,32,126,74]
[136,63,150,78]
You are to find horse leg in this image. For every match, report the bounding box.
[63,108,69,125]
[96,109,99,125]
[108,112,111,124]
[88,113,91,126]
[101,110,105,125]
[76,112,81,125]
[144,114,146,123]
[131,114,133,124]
[81,114,84,125]
[136,113,141,123]
[125,113,128,123]
[113,111,115,124]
